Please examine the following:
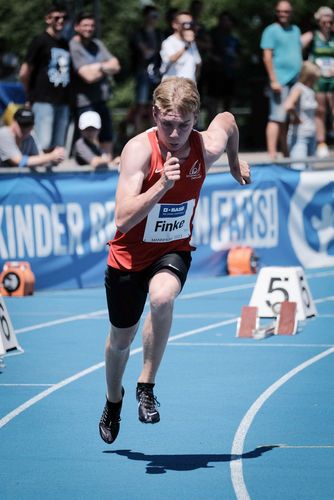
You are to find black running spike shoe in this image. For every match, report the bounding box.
[136,383,160,424]
[99,387,125,444]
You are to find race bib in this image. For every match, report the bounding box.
[143,200,195,243]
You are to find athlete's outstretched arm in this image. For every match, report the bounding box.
[201,112,251,185]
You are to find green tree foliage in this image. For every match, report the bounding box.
[0,0,329,108]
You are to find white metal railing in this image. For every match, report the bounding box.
[0,155,333,174]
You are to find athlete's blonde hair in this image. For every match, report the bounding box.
[299,61,321,84]
[153,77,200,116]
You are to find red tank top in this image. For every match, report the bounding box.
[107,128,206,271]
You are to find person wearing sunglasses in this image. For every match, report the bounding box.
[260,1,302,161]
[19,2,71,153]
[301,6,334,158]
[160,10,201,82]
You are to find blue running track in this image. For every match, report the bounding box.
[1,268,334,499]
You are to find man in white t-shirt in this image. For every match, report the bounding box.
[160,11,201,82]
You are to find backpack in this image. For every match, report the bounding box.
[129,27,166,86]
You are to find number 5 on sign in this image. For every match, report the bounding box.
[249,266,317,320]
[0,295,21,352]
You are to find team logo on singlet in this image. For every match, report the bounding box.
[187,160,202,180]
[159,203,187,217]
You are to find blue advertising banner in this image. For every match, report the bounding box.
[0,165,333,289]
[0,171,118,289]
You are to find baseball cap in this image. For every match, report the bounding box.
[14,107,35,127]
[78,111,101,130]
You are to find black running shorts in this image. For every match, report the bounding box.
[105,251,192,328]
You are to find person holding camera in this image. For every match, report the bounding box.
[160,11,201,82]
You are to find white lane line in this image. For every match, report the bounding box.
[0,361,105,429]
[174,313,236,318]
[0,318,235,429]
[314,295,334,304]
[230,347,334,500]
[12,282,334,336]
[275,444,334,449]
[15,310,107,334]
[167,318,237,342]
[14,283,251,335]
[10,291,333,323]
[169,342,334,348]
[180,283,254,299]
[0,384,54,387]
[307,269,334,278]
[3,279,333,431]
[178,269,334,301]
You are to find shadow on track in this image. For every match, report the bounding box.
[103,445,278,474]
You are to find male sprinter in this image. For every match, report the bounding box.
[99,76,250,444]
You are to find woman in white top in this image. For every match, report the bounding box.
[284,61,321,169]
[301,6,334,158]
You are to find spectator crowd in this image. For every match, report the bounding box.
[0,0,334,169]
[260,1,334,165]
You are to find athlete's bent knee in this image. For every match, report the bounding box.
[108,323,138,351]
[150,289,175,313]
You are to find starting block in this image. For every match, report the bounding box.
[236,306,259,338]
[237,301,298,339]
[275,301,298,335]
[249,266,316,320]
[0,261,35,296]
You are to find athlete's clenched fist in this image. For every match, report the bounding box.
[161,151,181,188]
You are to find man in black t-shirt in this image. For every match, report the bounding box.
[129,6,164,133]
[19,2,70,151]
